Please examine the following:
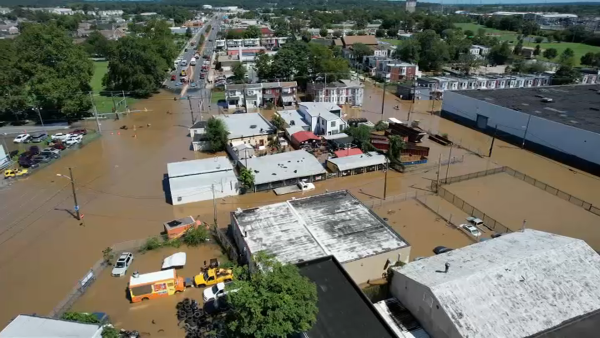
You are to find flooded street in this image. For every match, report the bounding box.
[0,84,599,329]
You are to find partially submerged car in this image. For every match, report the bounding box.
[112,252,134,277]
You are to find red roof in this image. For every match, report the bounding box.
[292,131,320,144]
[261,28,273,35]
[334,148,363,158]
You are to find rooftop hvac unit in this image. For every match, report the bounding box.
[541,97,554,103]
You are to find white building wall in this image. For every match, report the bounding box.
[170,176,238,205]
[442,91,600,165]
[390,272,462,338]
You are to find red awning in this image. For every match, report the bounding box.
[292,131,320,144]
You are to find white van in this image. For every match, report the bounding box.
[190,59,197,66]
[180,60,188,67]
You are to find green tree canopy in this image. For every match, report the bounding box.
[345,125,373,151]
[319,28,328,37]
[396,39,421,64]
[82,31,114,57]
[271,114,286,131]
[11,22,93,119]
[239,168,255,190]
[542,48,558,60]
[533,44,541,56]
[332,30,342,38]
[244,25,261,39]
[255,52,272,80]
[387,28,397,38]
[233,62,247,81]
[559,48,576,66]
[225,256,318,338]
[552,65,580,85]
[488,41,512,65]
[416,30,449,71]
[205,117,229,152]
[185,26,192,38]
[513,39,523,55]
[351,43,373,63]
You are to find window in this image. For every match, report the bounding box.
[331,121,336,128]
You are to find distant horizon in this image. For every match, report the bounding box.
[414,0,600,5]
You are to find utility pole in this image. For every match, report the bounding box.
[188,96,195,125]
[89,92,102,134]
[122,90,128,112]
[110,92,117,113]
[444,145,453,183]
[211,183,217,225]
[521,115,532,149]
[383,156,388,200]
[488,124,498,157]
[381,81,386,115]
[35,107,45,131]
[436,153,442,189]
[69,167,81,221]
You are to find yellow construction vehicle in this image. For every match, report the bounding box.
[194,268,233,287]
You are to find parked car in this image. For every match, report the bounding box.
[298,181,315,192]
[51,142,66,151]
[28,146,40,156]
[30,133,48,143]
[40,150,60,159]
[171,74,176,81]
[433,246,453,255]
[18,157,39,168]
[13,134,31,143]
[461,223,481,237]
[203,282,238,302]
[72,129,87,135]
[32,154,52,163]
[42,148,61,155]
[51,133,71,141]
[111,252,134,277]
[4,168,29,179]
[65,135,82,147]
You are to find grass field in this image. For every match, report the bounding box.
[454,23,600,65]
[379,38,403,46]
[90,61,137,114]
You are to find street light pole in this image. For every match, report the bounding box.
[36,107,45,131]
[57,168,80,221]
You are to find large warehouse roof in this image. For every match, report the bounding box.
[241,149,326,185]
[233,190,408,264]
[0,315,103,338]
[393,229,600,338]
[217,113,274,139]
[329,151,385,171]
[167,157,233,178]
[454,85,600,134]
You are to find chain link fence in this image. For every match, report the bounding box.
[363,190,422,209]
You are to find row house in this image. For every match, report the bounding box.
[225,82,298,109]
[307,80,365,107]
[581,68,599,84]
[375,59,418,82]
[298,102,347,136]
[216,37,288,50]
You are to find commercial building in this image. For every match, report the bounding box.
[298,102,347,136]
[307,80,365,106]
[441,85,600,174]
[296,256,398,338]
[221,113,275,147]
[231,190,410,283]
[167,157,238,205]
[327,151,387,176]
[391,229,600,338]
[238,149,326,191]
[0,315,104,338]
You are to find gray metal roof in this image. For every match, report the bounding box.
[328,152,386,171]
[393,229,600,338]
[453,85,600,134]
[217,113,274,140]
[167,157,233,178]
[241,149,326,185]
[233,190,409,264]
[278,109,308,129]
[0,315,102,338]
[299,102,341,117]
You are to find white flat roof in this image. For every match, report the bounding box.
[0,315,102,338]
[241,150,326,185]
[278,110,308,128]
[328,152,386,171]
[167,157,233,178]
[129,269,176,287]
[233,191,409,264]
[394,229,600,338]
[169,170,237,197]
[217,113,274,140]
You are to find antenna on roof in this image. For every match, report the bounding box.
[521,219,527,232]
[444,263,450,273]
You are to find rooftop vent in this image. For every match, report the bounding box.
[250,125,257,129]
[541,97,554,103]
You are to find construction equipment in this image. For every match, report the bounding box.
[194,267,233,288]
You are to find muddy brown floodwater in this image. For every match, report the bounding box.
[0,85,599,330]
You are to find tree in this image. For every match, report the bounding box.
[12,22,93,119]
[332,30,342,38]
[396,39,420,64]
[182,226,209,246]
[351,43,373,63]
[271,114,285,131]
[301,31,312,42]
[513,39,523,55]
[552,65,580,85]
[244,25,261,39]
[101,327,120,338]
[233,62,247,81]
[559,48,575,66]
[347,31,355,36]
[82,31,114,58]
[375,29,386,38]
[457,53,483,75]
[416,30,449,71]
[254,52,272,80]
[205,117,228,152]
[239,168,255,191]
[0,40,27,115]
[580,52,597,66]
[61,312,100,324]
[464,29,474,37]
[535,36,544,44]
[374,120,388,131]
[488,41,512,65]
[345,125,373,151]
[388,135,405,162]
[533,44,541,56]
[542,48,558,60]
[225,256,318,338]
[319,28,328,38]
[185,26,192,38]
[387,28,397,38]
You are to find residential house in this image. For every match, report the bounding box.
[391,229,600,338]
[225,82,297,109]
[341,35,379,64]
[364,55,390,76]
[98,10,124,18]
[520,46,536,59]
[581,68,599,84]
[371,45,391,58]
[189,120,207,138]
[277,109,310,139]
[307,80,365,106]
[375,59,418,82]
[298,102,346,136]
[469,44,491,58]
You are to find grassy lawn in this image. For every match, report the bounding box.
[454,23,600,65]
[379,38,402,46]
[211,90,225,104]
[90,61,137,114]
